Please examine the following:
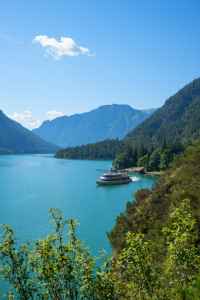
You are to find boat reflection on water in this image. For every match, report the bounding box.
[96,169,132,185]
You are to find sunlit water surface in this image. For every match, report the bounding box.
[0,154,158,297]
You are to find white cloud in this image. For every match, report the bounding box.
[33,35,91,59]
[8,111,42,130]
[47,110,64,120]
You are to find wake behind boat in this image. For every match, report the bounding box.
[96,169,132,185]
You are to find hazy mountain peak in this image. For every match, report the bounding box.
[32,104,157,148]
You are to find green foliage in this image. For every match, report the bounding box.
[161,138,168,153]
[1,142,200,299]
[149,143,154,155]
[133,145,138,161]
[174,275,200,300]
[126,78,200,147]
[162,200,200,287]
[169,141,184,155]
[107,189,149,254]
[108,141,200,299]
[2,201,200,299]
[108,142,200,254]
[145,153,151,171]
[148,148,161,171]
[117,147,124,155]
[114,232,165,299]
[138,154,147,167]
[0,208,113,299]
[138,141,145,160]
[113,152,129,168]
[126,144,133,157]
[55,139,123,160]
[159,149,173,171]
[112,139,185,172]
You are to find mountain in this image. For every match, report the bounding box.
[0,110,60,154]
[32,104,156,148]
[140,108,157,115]
[124,78,200,147]
[55,78,200,160]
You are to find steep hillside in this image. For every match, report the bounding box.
[0,110,60,154]
[108,142,200,253]
[33,104,155,147]
[55,78,200,160]
[125,78,200,147]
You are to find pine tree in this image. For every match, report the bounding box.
[138,141,145,160]
[145,152,150,172]
[161,138,167,153]
[117,147,124,155]
[126,144,133,158]
[133,146,138,163]
[149,143,154,155]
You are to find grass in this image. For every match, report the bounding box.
[125,167,144,170]
[125,167,163,175]
[147,171,163,175]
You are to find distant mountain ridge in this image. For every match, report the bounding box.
[0,110,60,154]
[32,104,156,147]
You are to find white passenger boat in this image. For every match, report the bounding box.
[96,169,132,185]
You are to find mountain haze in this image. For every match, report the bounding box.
[0,110,60,154]
[33,104,156,147]
[140,108,157,115]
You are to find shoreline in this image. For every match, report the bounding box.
[125,168,163,176]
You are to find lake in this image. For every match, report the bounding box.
[0,154,158,297]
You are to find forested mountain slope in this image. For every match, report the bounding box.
[106,141,200,298]
[125,78,200,147]
[55,78,200,160]
[108,141,200,254]
[33,104,155,147]
[0,110,60,154]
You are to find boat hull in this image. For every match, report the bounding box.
[96,178,132,185]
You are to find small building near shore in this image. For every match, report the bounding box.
[133,167,145,173]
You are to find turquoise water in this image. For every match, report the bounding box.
[0,154,158,297]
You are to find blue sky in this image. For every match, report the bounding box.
[0,0,200,129]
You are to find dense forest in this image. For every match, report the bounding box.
[113,138,184,171]
[108,140,200,298]
[1,141,200,299]
[55,138,123,160]
[108,140,200,253]
[55,137,184,172]
[55,78,200,160]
